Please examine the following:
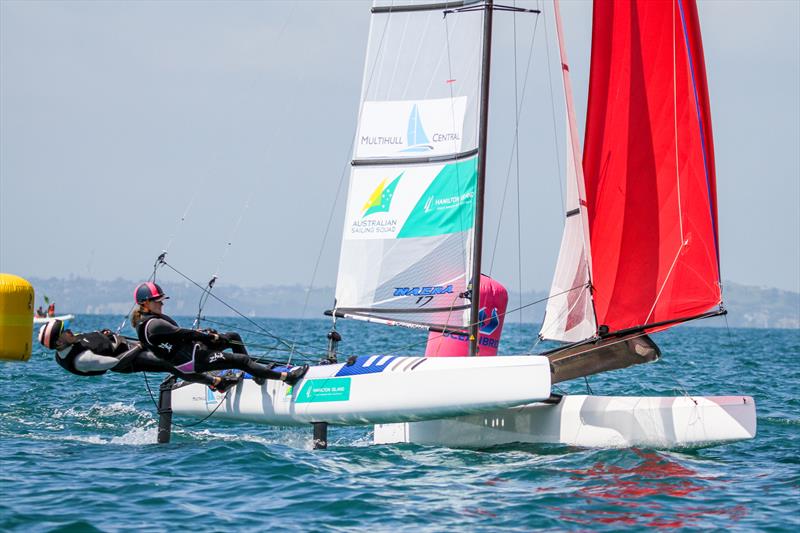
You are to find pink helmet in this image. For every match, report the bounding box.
[134,282,169,304]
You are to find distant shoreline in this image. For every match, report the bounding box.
[22,276,800,330]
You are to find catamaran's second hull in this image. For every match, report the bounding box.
[373,395,756,449]
[171,355,552,426]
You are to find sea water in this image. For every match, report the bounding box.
[1,315,797,531]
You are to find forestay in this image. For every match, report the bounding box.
[335,1,486,331]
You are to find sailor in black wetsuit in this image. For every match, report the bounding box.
[38,319,239,391]
[131,282,308,386]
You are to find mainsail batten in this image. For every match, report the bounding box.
[582,0,722,334]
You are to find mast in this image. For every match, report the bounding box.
[469,0,493,356]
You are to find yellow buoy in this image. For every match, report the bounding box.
[0,273,34,362]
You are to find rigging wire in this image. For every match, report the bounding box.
[723,306,735,348]
[163,193,200,256]
[225,280,588,365]
[160,260,296,352]
[141,372,230,429]
[160,260,359,362]
[512,0,524,329]
[541,0,566,223]
[297,4,393,344]
[115,251,168,334]
[290,135,354,363]
[383,287,724,363]
[192,275,218,329]
[440,9,474,336]
[198,318,330,363]
[191,196,251,328]
[487,10,540,276]
[190,4,299,331]
[382,282,587,356]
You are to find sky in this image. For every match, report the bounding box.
[1,0,798,296]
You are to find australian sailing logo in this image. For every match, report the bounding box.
[362,174,401,217]
[351,173,402,235]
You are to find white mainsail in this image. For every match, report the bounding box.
[335,2,487,330]
[539,0,597,343]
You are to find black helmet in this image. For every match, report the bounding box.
[134,282,169,304]
[38,319,65,349]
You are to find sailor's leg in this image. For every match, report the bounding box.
[74,352,121,373]
[128,352,216,387]
[197,351,283,381]
[221,332,248,355]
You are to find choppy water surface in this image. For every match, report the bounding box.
[1,315,797,531]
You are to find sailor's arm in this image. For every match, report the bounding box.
[144,317,218,346]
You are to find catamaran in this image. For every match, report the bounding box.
[33,314,75,325]
[169,0,756,449]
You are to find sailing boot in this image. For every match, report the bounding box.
[253,362,277,386]
[284,365,309,387]
[212,374,241,393]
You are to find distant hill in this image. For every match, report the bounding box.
[24,276,800,329]
[719,281,800,329]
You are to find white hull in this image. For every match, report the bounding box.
[374,395,756,448]
[171,355,552,426]
[33,314,74,325]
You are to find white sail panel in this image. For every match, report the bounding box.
[342,159,476,241]
[357,5,483,157]
[335,158,477,329]
[356,98,468,159]
[540,0,596,343]
[539,122,595,342]
[334,2,486,330]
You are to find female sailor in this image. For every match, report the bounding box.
[131,282,308,386]
[38,319,240,391]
